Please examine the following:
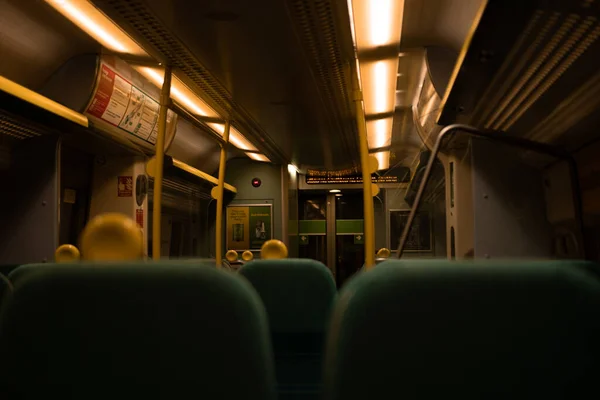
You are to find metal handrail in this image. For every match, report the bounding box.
[396,124,585,259]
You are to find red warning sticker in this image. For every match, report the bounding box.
[136,208,144,228]
[118,176,133,197]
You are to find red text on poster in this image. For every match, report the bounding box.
[87,65,115,119]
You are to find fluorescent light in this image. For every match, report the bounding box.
[207,122,225,135]
[360,58,398,151]
[45,0,147,56]
[373,151,390,170]
[351,0,404,51]
[329,189,341,193]
[135,67,219,118]
[136,67,259,152]
[349,0,404,170]
[369,0,393,46]
[229,128,258,152]
[205,123,258,151]
[374,60,392,113]
[246,153,270,162]
[366,117,392,149]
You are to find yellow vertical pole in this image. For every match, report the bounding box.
[215,120,231,267]
[152,65,172,260]
[355,94,375,269]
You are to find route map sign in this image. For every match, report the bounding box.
[86,62,175,146]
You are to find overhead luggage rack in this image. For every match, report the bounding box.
[0,76,89,142]
[438,0,600,151]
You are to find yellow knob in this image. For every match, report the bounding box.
[368,155,379,173]
[225,250,238,262]
[372,183,380,197]
[260,239,288,260]
[242,250,254,261]
[80,213,144,261]
[376,248,391,259]
[55,244,81,263]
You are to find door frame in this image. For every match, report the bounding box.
[326,193,337,279]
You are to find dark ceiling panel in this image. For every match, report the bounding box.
[401,0,485,51]
[0,0,99,89]
[439,0,600,152]
[91,0,361,169]
[142,0,360,169]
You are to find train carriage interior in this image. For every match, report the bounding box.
[2,0,600,397]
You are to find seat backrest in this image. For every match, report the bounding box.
[571,259,600,279]
[0,262,276,399]
[0,265,19,277]
[0,272,11,309]
[239,258,337,399]
[324,259,600,400]
[240,258,336,332]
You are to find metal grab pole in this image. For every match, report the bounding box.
[395,123,586,258]
[355,97,376,269]
[152,65,172,260]
[215,121,231,267]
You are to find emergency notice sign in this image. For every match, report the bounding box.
[118,176,133,197]
[86,63,173,145]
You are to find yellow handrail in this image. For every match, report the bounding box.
[214,121,231,267]
[152,66,172,260]
[171,158,237,193]
[0,75,88,127]
[355,96,376,269]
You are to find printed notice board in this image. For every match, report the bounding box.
[226,204,273,251]
[86,62,175,145]
[389,210,432,252]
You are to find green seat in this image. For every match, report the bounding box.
[571,260,600,280]
[0,262,276,399]
[239,259,336,400]
[324,259,600,399]
[0,264,20,277]
[0,273,10,309]
[0,265,18,313]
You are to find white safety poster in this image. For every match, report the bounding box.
[86,63,172,145]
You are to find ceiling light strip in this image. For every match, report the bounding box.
[349,0,404,168]
[246,152,271,162]
[45,0,147,56]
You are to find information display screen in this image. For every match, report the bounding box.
[305,172,409,184]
